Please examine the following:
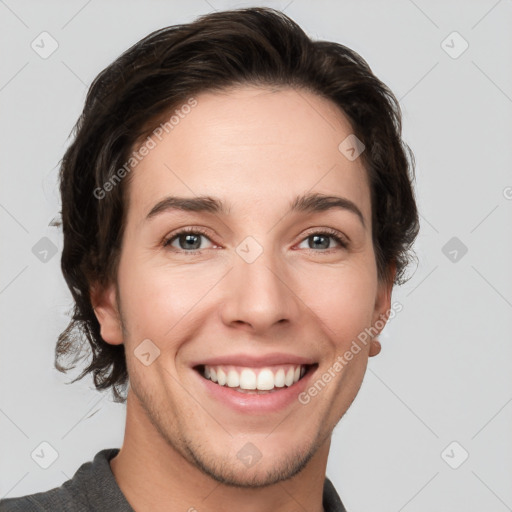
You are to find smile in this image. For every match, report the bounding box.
[193,362,318,414]
[198,364,310,393]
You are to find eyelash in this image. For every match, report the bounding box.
[162,226,349,255]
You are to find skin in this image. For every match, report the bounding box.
[92,85,394,512]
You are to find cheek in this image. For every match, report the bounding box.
[298,263,378,344]
[117,258,218,341]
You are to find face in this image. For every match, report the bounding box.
[93,86,393,487]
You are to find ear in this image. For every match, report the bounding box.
[90,281,123,345]
[369,263,396,357]
[372,269,394,325]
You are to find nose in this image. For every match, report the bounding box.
[219,244,301,334]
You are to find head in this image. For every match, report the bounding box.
[56,7,419,487]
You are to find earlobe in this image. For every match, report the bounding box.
[90,281,124,345]
[369,339,381,357]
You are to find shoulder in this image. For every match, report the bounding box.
[0,448,121,512]
[0,486,84,511]
[0,495,42,512]
[323,476,348,512]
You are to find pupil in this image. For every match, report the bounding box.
[181,234,200,250]
[311,234,328,249]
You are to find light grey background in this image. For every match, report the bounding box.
[1,0,511,510]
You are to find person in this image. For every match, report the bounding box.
[0,6,419,512]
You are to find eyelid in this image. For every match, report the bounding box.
[162,226,350,252]
[299,226,350,244]
[296,227,350,250]
[162,226,215,249]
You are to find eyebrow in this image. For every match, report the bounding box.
[146,192,365,228]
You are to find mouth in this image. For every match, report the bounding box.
[193,363,318,394]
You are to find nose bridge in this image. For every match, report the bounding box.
[220,235,300,331]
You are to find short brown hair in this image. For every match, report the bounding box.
[55,7,419,403]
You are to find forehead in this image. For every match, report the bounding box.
[126,86,371,223]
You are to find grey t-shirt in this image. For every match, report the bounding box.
[0,448,347,511]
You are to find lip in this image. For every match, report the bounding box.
[190,352,317,368]
[192,363,318,414]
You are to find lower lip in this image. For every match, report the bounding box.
[193,365,317,414]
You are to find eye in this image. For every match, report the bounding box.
[162,227,349,254]
[297,229,349,251]
[163,227,215,253]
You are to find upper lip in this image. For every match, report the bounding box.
[191,353,317,368]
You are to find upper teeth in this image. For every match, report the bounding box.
[203,364,306,391]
